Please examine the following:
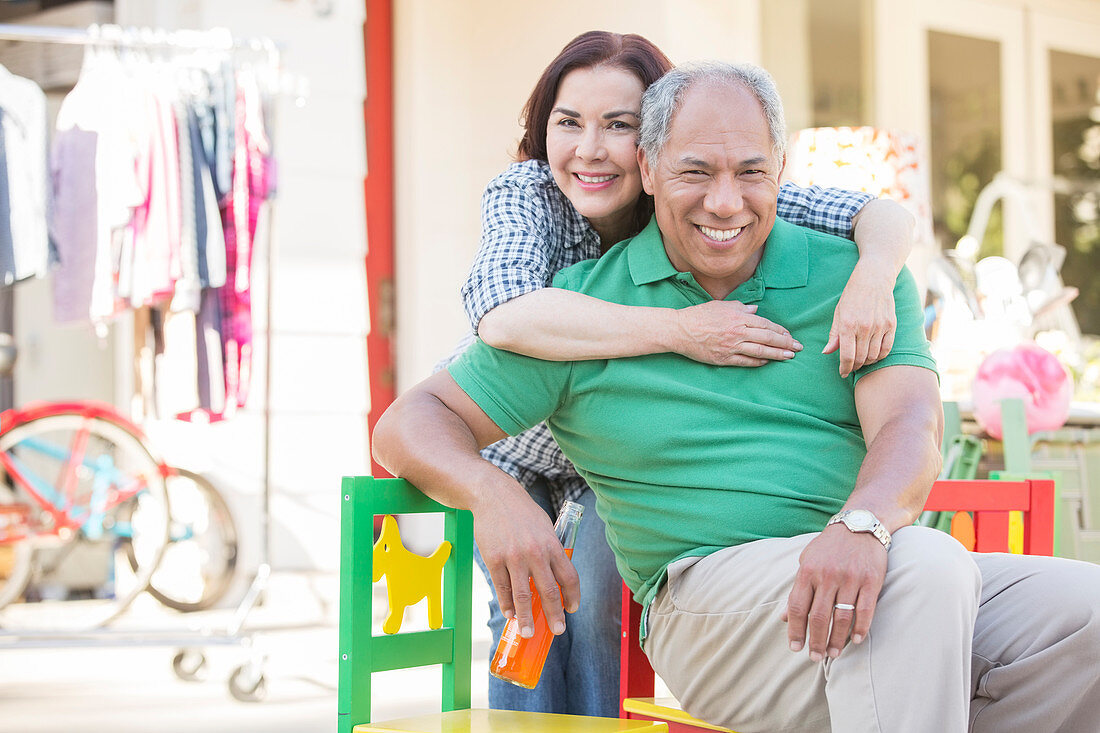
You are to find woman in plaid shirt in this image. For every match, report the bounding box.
[450,31,916,719]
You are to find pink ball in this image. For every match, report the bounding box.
[971,344,1073,439]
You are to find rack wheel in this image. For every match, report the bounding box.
[228,663,267,702]
[172,649,208,681]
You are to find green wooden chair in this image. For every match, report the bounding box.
[338,475,667,733]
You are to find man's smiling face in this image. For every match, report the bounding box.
[639,80,784,300]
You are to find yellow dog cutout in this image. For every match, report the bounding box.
[373,514,452,634]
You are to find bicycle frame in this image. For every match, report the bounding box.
[0,401,172,544]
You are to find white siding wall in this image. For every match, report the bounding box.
[392,0,763,390]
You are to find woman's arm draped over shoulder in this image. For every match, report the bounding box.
[467,166,801,366]
[480,288,800,364]
[826,198,915,376]
[777,183,916,376]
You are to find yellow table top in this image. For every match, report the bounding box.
[353,708,667,733]
[622,697,737,733]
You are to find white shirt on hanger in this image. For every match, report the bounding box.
[0,63,50,284]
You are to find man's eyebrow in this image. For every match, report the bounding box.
[674,154,774,171]
[676,156,711,169]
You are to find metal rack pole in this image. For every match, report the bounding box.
[0,22,276,53]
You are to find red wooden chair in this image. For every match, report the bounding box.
[618,478,1056,733]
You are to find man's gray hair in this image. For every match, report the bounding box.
[639,61,787,167]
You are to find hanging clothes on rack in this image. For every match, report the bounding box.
[0,108,14,268]
[50,80,98,324]
[51,49,145,325]
[52,51,130,324]
[120,57,184,311]
[43,32,277,422]
[0,63,51,285]
[0,24,283,633]
[218,66,273,416]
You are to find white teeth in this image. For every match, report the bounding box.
[576,173,616,183]
[699,225,743,242]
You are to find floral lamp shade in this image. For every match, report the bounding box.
[784,127,935,250]
[785,126,965,391]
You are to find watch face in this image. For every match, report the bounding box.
[845,510,876,531]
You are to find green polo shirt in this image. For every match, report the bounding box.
[449,216,937,612]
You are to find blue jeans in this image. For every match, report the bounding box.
[473,483,622,717]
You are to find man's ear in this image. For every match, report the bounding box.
[777,154,786,182]
[638,146,655,195]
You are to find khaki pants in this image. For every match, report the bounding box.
[645,526,1100,733]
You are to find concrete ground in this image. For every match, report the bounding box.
[0,570,493,733]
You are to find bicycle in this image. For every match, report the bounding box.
[0,400,238,630]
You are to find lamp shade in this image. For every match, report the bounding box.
[785,126,934,247]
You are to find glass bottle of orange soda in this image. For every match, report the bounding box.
[489,500,584,689]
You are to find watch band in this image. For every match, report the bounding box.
[827,509,892,551]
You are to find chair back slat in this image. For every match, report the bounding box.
[923,480,1030,511]
[974,511,1011,552]
[371,629,455,671]
[339,476,374,732]
[442,505,474,712]
[619,583,655,717]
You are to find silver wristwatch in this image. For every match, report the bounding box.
[827,509,892,551]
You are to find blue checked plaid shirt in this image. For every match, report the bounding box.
[440,159,873,509]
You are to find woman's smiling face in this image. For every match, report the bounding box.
[545,65,646,244]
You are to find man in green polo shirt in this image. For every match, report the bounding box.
[373,62,1100,732]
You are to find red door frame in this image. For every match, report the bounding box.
[364,0,394,477]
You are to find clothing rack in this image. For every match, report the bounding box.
[0,22,280,57]
[0,21,283,701]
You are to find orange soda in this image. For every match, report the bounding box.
[489,500,584,689]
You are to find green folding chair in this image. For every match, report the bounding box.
[338,475,667,733]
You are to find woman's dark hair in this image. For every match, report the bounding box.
[517,31,672,162]
[516,31,672,238]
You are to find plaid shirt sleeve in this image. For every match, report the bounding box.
[776,182,873,239]
[480,424,585,498]
[460,173,554,330]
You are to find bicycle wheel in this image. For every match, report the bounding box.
[0,413,171,630]
[126,468,238,612]
[0,493,33,610]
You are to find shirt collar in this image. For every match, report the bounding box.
[757,218,808,289]
[627,216,680,285]
[627,215,808,294]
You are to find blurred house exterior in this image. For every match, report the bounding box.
[391,0,1100,389]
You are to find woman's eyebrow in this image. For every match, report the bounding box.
[549,107,639,119]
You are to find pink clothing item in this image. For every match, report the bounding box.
[216,72,271,416]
